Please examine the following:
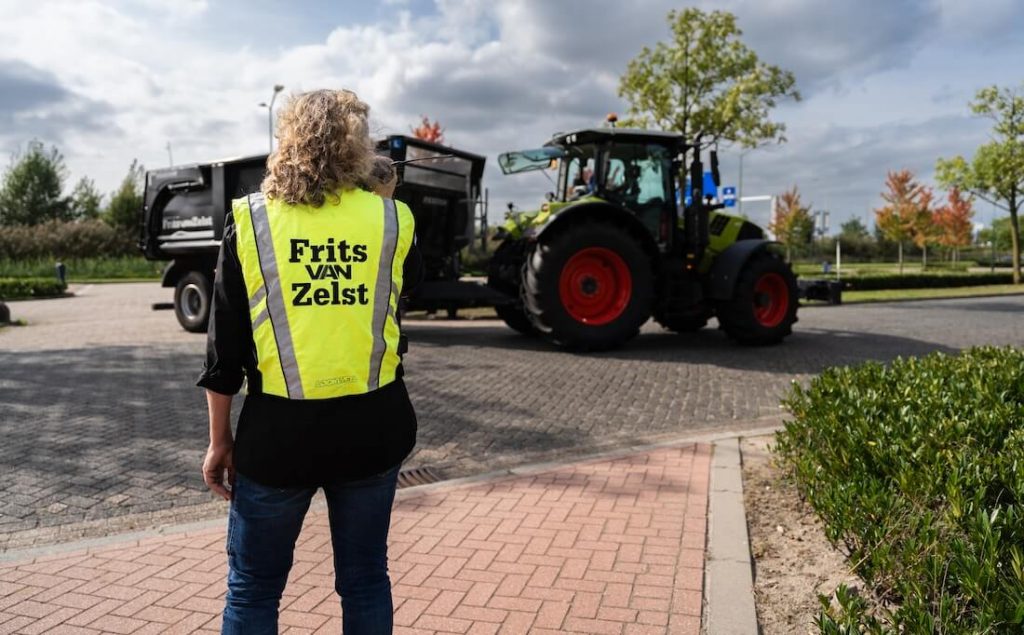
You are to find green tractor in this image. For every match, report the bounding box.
[488,127,798,350]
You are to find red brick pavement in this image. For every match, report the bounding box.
[0,444,711,634]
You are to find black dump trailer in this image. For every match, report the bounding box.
[375,136,506,315]
[140,136,506,333]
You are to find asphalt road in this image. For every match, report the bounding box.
[1,283,1021,549]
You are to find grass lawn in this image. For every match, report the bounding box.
[839,284,1024,303]
[792,261,977,277]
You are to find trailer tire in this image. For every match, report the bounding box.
[523,220,653,350]
[174,271,212,333]
[716,252,798,345]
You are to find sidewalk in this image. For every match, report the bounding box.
[1,443,716,634]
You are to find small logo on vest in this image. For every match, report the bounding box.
[315,376,357,388]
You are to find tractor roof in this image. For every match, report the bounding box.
[547,128,685,147]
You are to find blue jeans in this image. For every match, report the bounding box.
[222,466,400,634]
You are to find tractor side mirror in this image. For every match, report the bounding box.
[710,150,721,187]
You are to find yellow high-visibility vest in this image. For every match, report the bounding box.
[232,189,414,399]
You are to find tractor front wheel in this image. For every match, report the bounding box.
[487,240,535,335]
[523,221,653,350]
[716,252,798,345]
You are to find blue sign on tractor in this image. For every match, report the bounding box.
[683,175,734,207]
[683,172,723,206]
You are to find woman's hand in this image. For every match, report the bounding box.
[204,389,235,500]
[203,442,235,501]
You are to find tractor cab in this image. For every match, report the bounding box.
[499,129,687,250]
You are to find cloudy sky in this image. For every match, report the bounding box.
[1,0,1021,230]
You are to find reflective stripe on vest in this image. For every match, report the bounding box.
[248,193,305,399]
[233,189,413,399]
[367,198,399,391]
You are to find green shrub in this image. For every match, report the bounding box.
[0,277,67,299]
[843,272,1013,290]
[0,257,162,280]
[0,220,136,260]
[775,347,1024,632]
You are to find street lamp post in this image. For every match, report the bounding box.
[258,84,285,154]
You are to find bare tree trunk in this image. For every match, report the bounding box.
[922,243,928,269]
[898,241,904,275]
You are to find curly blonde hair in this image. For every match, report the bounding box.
[261,89,374,207]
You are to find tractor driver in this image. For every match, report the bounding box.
[567,159,595,200]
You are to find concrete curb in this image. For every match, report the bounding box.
[704,437,759,634]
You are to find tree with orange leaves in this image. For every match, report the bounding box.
[910,187,940,268]
[934,187,974,263]
[769,186,814,262]
[875,169,928,274]
[411,116,445,144]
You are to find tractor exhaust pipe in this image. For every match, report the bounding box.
[684,146,711,269]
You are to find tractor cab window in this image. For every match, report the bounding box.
[603,144,673,238]
[558,145,598,202]
[603,144,671,208]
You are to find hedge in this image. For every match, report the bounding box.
[0,220,136,260]
[0,277,68,300]
[841,272,1014,291]
[0,257,162,280]
[774,347,1024,633]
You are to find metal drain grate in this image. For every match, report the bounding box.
[397,466,444,489]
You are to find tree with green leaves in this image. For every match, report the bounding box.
[618,8,799,149]
[978,217,1012,251]
[769,186,814,261]
[104,160,145,235]
[936,83,1024,283]
[837,217,876,259]
[839,217,871,242]
[70,177,103,221]
[0,141,70,226]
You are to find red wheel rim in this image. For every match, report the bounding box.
[753,273,789,328]
[558,247,632,325]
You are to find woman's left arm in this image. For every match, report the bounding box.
[203,390,234,500]
[197,216,248,499]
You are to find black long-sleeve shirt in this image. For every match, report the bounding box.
[196,211,422,487]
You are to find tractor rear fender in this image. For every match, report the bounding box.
[534,201,659,262]
[707,239,783,300]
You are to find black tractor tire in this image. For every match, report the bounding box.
[654,310,710,333]
[174,271,212,333]
[487,240,535,335]
[716,252,798,345]
[523,220,653,350]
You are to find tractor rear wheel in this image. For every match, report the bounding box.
[523,221,653,350]
[716,252,798,345]
[487,240,534,335]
